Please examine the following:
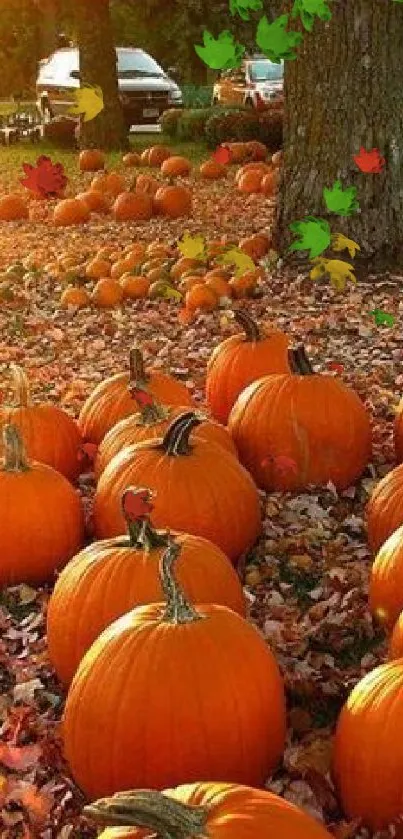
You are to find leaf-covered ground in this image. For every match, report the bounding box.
[0,138,402,838]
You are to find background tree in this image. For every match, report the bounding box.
[275,0,403,270]
[74,0,128,150]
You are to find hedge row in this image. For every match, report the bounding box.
[160,104,283,151]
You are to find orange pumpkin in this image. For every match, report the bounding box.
[369,524,403,629]
[239,233,271,261]
[112,191,153,221]
[148,145,172,167]
[76,190,109,214]
[120,274,150,300]
[93,412,262,561]
[60,285,90,309]
[135,174,160,197]
[85,258,111,279]
[83,783,333,839]
[62,539,284,797]
[261,170,279,196]
[0,194,29,221]
[237,170,263,194]
[225,142,248,163]
[228,345,372,492]
[0,365,82,482]
[389,611,403,659]
[394,396,403,462]
[122,152,141,167]
[206,310,290,424]
[205,275,233,299]
[185,283,218,312]
[79,149,105,172]
[333,659,403,831]
[0,424,84,586]
[78,348,193,445]
[235,162,269,184]
[170,256,202,279]
[103,171,125,197]
[47,488,246,685]
[245,140,268,161]
[199,160,226,179]
[154,185,192,218]
[94,392,237,480]
[229,271,258,299]
[92,277,124,308]
[54,198,90,226]
[161,156,191,177]
[367,464,403,553]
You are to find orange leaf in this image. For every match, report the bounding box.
[0,743,41,771]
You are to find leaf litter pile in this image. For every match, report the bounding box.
[0,193,403,839]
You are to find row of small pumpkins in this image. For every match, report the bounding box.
[58,233,269,311]
[2,312,400,833]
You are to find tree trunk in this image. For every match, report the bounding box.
[74,0,128,151]
[37,0,58,58]
[275,0,403,272]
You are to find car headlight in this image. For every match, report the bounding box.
[168,89,182,102]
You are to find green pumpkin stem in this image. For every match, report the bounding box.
[2,424,30,472]
[9,364,31,408]
[162,411,202,456]
[129,347,149,388]
[161,541,204,624]
[234,310,261,342]
[288,345,315,375]
[121,488,168,550]
[83,790,209,839]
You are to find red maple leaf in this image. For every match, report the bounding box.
[353,147,385,174]
[212,145,231,165]
[20,155,68,198]
[327,361,344,373]
[130,386,155,408]
[122,488,154,521]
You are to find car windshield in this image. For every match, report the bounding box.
[249,60,284,81]
[117,51,163,77]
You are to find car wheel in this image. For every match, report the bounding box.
[245,98,255,108]
[212,97,219,106]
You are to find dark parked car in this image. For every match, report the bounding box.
[36,47,183,128]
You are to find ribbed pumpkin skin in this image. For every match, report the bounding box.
[47,532,246,685]
[369,524,403,629]
[206,330,290,424]
[394,398,403,462]
[228,375,371,492]
[96,782,333,839]
[332,660,403,831]
[388,612,403,659]
[94,409,237,480]
[78,373,193,445]
[0,464,84,586]
[0,406,82,482]
[93,440,261,560]
[367,464,403,553]
[62,604,286,798]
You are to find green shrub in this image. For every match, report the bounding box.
[204,110,260,147]
[181,85,214,109]
[176,108,213,141]
[160,108,183,137]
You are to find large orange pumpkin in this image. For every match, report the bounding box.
[228,345,372,492]
[79,149,105,172]
[332,659,403,831]
[199,160,226,179]
[62,540,285,797]
[161,156,191,177]
[369,524,403,629]
[367,464,403,553]
[237,170,263,194]
[92,277,124,308]
[78,348,193,445]
[93,412,261,561]
[135,174,160,197]
[54,198,90,226]
[47,488,246,685]
[0,424,84,586]
[148,145,172,167]
[0,193,29,221]
[83,783,333,839]
[153,185,192,218]
[76,190,109,214]
[112,191,153,221]
[0,364,82,482]
[205,310,290,424]
[94,391,236,480]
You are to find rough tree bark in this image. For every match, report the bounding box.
[74,0,128,151]
[274,0,403,271]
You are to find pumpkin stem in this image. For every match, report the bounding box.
[130,386,171,424]
[2,424,30,472]
[288,345,315,375]
[161,541,204,624]
[84,790,209,838]
[234,310,261,342]
[9,364,31,408]
[161,411,203,456]
[121,487,169,550]
[129,347,149,389]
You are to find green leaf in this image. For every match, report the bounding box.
[229,0,263,21]
[288,216,331,258]
[255,14,303,63]
[323,180,359,216]
[195,30,245,69]
[291,0,333,32]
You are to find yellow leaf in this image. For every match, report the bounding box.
[309,257,356,292]
[177,232,206,260]
[68,85,104,122]
[331,233,361,258]
[217,247,255,277]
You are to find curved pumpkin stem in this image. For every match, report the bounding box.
[161,541,204,625]
[9,364,31,408]
[288,345,315,375]
[121,487,168,550]
[161,411,203,456]
[128,347,149,388]
[2,424,30,472]
[234,310,261,342]
[84,789,209,838]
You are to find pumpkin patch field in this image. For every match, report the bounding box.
[1,137,403,839]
